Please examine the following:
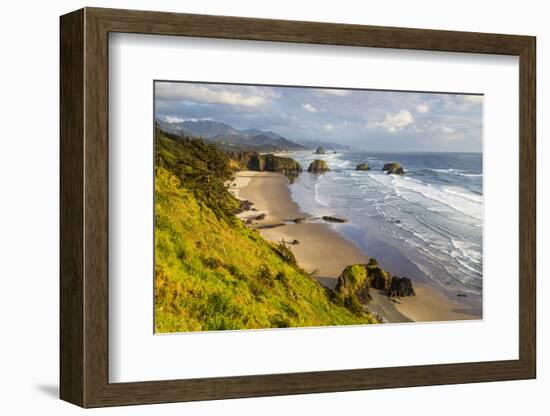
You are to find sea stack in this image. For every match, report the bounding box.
[308,159,331,173]
[262,154,302,175]
[314,146,327,154]
[388,276,416,297]
[382,162,405,175]
[355,163,371,171]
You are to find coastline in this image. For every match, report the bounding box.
[231,171,479,324]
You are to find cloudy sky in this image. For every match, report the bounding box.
[155,81,483,152]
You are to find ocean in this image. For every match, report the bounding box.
[287,150,483,298]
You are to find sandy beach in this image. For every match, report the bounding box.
[232,171,368,283]
[231,171,479,324]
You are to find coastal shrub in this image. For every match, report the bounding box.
[258,265,274,280]
[155,127,240,223]
[273,241,297,265]
[201,257,222,269]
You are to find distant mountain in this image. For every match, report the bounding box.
[297,138,352,151]
[156,120,196,137]
[211,133,306,152]
[240,128,283,141]
[178,120,240,138]
[246,134,306,150]
[156,119,307,152]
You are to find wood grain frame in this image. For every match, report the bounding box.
[60,7,536,408]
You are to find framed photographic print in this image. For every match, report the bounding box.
[60,7,536,408]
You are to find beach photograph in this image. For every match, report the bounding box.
[153,81,483,332]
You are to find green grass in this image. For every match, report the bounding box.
[154,128,377,332]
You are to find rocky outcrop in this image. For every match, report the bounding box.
[314,146,326,154]
[388,276,415,297]
[238,199,254,212]
[334,264,371,304]
[322,216,348,223]
[262,154,302,175]
[332,259,414,312]
[366,260,392,291]
[308,159,331,173]
[356,163,371,171]
[228,152,302,174]
[227,151,258,168]
[256,223,286,230]
[382,162,405,175]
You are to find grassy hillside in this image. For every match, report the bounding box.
[154,129,377,332]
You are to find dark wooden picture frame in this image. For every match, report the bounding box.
[60,7,536,408]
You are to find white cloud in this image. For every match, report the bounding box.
[302,103,318,113]
[156,83,280,107]
[163,116,185,123]
[163,116,211,123]
[315,89,352,97]
[463,95,483,104]
[324,123,334,131]
[416,104,429,113]
[369,109,415,133]
[442,126,456,133]
[440,94,483,112]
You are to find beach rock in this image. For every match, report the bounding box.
[356,163,371,171]
[308,159,331,173]
[255,213,266,220]
[291,239,300,245]
[245,218,254,225]
[388,276,415,297]
[239,199,254,212]
[366,262,392,291]
[262,154,302,175]
[256,223,286,230]
[322,215,348,223]
[457,293,468,298]
[333,260,399,313]
[293,217,306,224]
[228,151,302,174]
[334,264,371,304]
[382,162,405,175]
[314,146,327,154]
